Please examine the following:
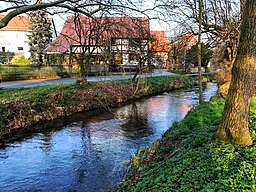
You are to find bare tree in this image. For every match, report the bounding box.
[167,32,197,71]
[70,15,111,83]
[0,0,151,29]
[197,0,204,103]
[155,0,240,55]
[153,0,242,97]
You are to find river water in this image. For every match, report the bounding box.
[0,83,217,192]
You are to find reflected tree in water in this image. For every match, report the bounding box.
[121,103,148,132]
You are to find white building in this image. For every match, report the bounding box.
[0,15,30,58]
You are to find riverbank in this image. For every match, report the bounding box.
[117,96,256,191]
[0,76,196,138]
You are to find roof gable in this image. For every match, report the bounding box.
[0,14,30,31]
[175,32,197,48]
[47,16,150,53]
[149,31,170,52]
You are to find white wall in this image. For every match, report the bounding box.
[0,30,30,58]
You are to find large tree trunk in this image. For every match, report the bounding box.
[240,0,245,16]
[213,0,256,146]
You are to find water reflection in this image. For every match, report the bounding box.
[0,83,217,192]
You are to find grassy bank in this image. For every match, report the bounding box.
[118,96,256,191]
[0,76,195,137]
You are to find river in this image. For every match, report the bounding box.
[0,83,217,192]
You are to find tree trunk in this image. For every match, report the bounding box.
[80,66,86,81]
[197,0,204,103]
[213,0,256,146]
[39,54,43,66]
[0,69,2,83]
[80,59,87,83]
[240,0,245,17]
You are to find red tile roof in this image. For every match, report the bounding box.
[175,32,197,48]
[47,16,150,53]
[149,30,170,52]
[0,14,30,31]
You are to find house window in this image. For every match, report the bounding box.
[122,39,128,44]
[113,52,122,64]
[129,39,141,47]
[2,47,5,52]
[129,53,139,61]
[111,38,121,45]
[18,47,24,51]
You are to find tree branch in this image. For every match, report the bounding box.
[0,0,66,28]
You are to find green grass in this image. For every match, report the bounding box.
[0,83,82,101]
[0,76,194,102]
[118,96,256,191]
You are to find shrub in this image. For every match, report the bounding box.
[11,55,30,65]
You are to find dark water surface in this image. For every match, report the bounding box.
[0,83,217,192]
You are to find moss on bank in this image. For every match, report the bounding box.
[117,96,256,191]
[0,76,195,137]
